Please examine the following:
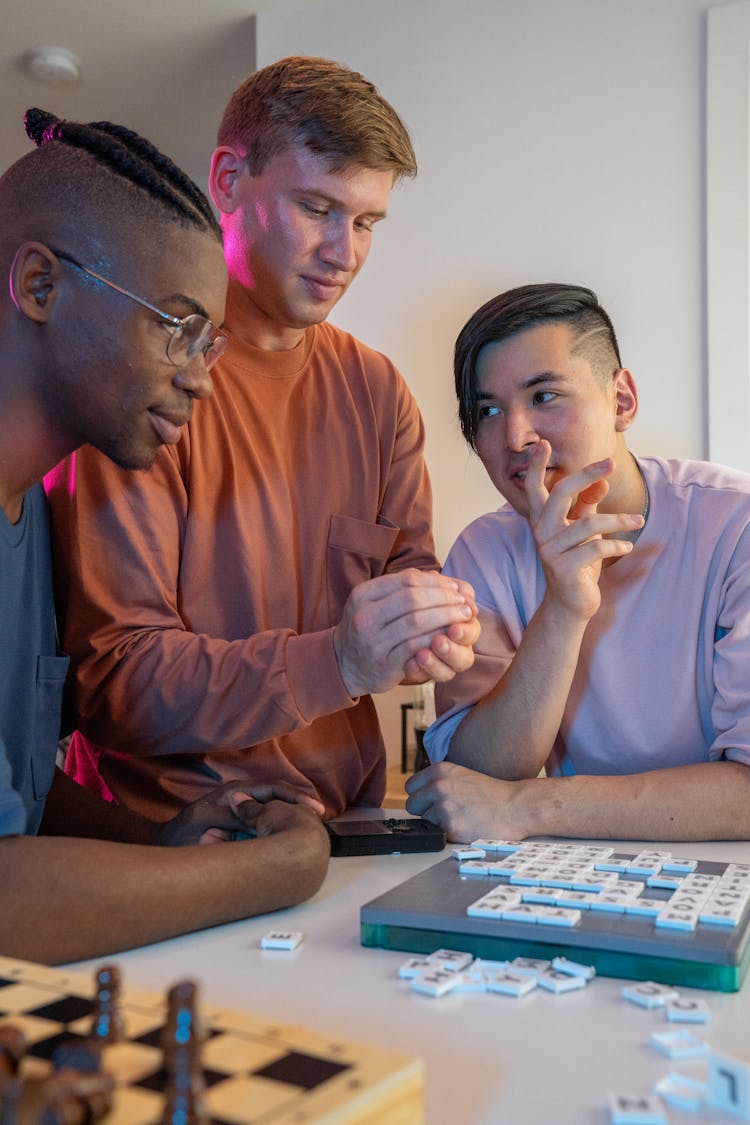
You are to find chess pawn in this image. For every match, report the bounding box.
[160,980,209,1125]
[89,966,125,1044]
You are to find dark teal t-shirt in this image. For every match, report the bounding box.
[0,485,69,836]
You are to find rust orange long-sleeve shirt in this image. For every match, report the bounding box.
[46,317,438,821]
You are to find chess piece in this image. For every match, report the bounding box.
[0,1069,114,1124]
[89,966,125,1044]
[51,1041,101,1075]
[160,980,209,1125]
[0,1026,26,1079]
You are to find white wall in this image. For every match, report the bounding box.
[256,0,725,762]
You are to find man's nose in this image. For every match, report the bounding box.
[174,358,214,400]
[505,407,537,451]
[320,221,357,272]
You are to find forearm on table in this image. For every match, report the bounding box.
[39,769,159,844]
[449,600,588,778]
[0,825,328,964]
[509,760,750,841]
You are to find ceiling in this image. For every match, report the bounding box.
[0,0,310,182]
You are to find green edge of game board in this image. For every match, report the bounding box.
[361,921,749,992]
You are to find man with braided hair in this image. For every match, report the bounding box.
[46,57,481,823]
[0,108,329,964]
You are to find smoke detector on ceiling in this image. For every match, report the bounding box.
[22,47,82,88]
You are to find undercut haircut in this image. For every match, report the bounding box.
[0,108,222,254]
[217,56,417,181]
[454,283,623,449]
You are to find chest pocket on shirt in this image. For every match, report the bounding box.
[326,514,399,623]
[32,654,70,801]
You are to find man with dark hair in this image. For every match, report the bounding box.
[46,57,480,823]
[1,108,329,964]
[406,282,750,841]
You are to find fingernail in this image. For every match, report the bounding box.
[460,605,472,618]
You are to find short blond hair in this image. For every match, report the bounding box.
[218,56,417,181]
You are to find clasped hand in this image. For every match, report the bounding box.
[333,569,481,698]
[158,780,325,846]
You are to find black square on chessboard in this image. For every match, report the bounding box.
[133,1024,222,1050]
[134,1064,228,1093]
[27,995,94,1024]
[253,1050,351,1090]
[28,1030,88,1062]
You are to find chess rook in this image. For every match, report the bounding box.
[161,980,208,1125]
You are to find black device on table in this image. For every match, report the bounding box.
[326,816,446,857]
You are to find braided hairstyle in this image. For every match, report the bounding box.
[22,108,221,242]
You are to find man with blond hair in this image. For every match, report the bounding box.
[47,57,480,822]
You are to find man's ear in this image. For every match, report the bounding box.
[9,242,61,323]
[613,367,639,432]
[209,147,247,215]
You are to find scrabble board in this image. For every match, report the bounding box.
[360,842,750,992]
[0,956,423,1124]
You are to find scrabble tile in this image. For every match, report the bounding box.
[552,890,598,909]
[655,908,699,932]
[665,997,711,1023]
[409,969,461,997]
[467,899,511,920]
[650,1029,710,1059]
[654,1073,707,1112]
[470,838,520,853]
[472,958,509,974]
[610,880,646,898]
[623,898,664,917]
[646,874,684,890]
[551,956,595,980]
[501,904,542,923]
[707,1049,750,1119]
[521,887,560,905]
[485,972,537,997]
[572,874,617,892]
[595,857,632,873]
[428,949,474,972]
[452,969,490,993]
[661,858,698,874]
[537,969,587,993]
[622,982,680,1009]
[535,907,582,927]
[510,867,552,886]
[484,860,521,877]
[607,1092,667,1124]
[458,859,490,876]
[398,957,434,979]
[509,956,550,976]
[699,904,746,927]
[260,930,304,950]
[451,845,486,860]
[724,863,750,878]
[589,894,627,913]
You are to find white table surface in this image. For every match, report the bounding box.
[70,829,750,1125]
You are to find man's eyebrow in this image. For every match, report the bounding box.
[163,293,212,320]
[521,371,570,388]
[476,372,570,399]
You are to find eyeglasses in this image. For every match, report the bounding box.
[52,250,229,370]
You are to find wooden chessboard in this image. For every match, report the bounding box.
[0,956,423,1124]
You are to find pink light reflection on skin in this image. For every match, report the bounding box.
[44,456,75,498]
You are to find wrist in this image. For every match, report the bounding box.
[504,777,546,839]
